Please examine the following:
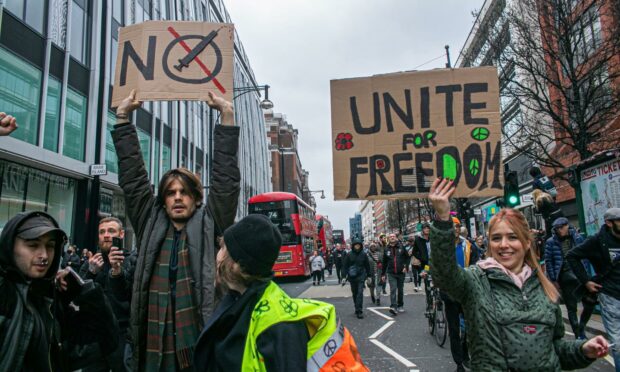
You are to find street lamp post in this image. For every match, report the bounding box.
[233,84,273,110]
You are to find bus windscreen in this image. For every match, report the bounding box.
[248,200,299,245]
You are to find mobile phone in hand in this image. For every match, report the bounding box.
[112,237,129,256]
[64,266,85,298]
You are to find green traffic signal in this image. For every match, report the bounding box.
[508,195,519,205]
[504,171,521,207]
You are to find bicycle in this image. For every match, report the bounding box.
[424,273,448,347]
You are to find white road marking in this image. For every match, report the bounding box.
[369,339,417,368]
[369,320,395,339]
[367,306,394,321]
[565,331,574,336]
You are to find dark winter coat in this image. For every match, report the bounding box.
[544,227,586,282]
[381,242,410,276]
[413,235,431,267]
[62,252,81,269]
[566,224,620,300]
[112,122,240,370]
[430,219,593,371]
[0,211,118,371]
[343,249,371,281]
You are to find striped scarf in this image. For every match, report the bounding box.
[145,226,200,371]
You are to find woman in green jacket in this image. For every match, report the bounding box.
[428,178,609,371]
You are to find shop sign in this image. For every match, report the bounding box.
[580,157,620,236]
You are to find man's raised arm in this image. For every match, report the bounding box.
[111,90,153,243]
[205,92,240,235]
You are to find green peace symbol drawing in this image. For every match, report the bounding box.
[471,127,490,141]
[469,158,480,176]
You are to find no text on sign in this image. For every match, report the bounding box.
[330,67,503,200]
[112,21,234,107]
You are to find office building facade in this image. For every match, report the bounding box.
[0,0,271,249]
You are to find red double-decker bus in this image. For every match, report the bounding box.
[316,214,333,254]
[248,192,317,278]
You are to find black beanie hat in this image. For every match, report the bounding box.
[223,214,282,277]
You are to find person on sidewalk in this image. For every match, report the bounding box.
[544,217,594,339]
[429,178,609,372]
[343,237,371,319]
[334,243,345,283]
[442,216,479,371]
[193,214,369,371]
[309,250,325,285]
[414,223,432,310]
[533,189,564,239]
[367,242,383,305]
[381,233,410,315]
[567,207,620,370]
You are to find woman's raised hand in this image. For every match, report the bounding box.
[428,178,455,222]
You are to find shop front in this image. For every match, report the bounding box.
[0,159,76,238]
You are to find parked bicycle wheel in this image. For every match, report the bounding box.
[434,300,448,347]
[428,305,436,335]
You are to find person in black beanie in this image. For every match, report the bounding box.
[193,214,369,371]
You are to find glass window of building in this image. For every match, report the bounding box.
[0,160,75,234]
[4,0,47,35]
[154,138,160,183]
[162,144,171,174]
[138,128,151,177]
[112,0,124,23]
[70,0,90,65]
[63,88,87,161]
[44,77,62,152]
[47,173,75,234]
[0,48,41,145]
[0,161,27,231]
[136,0,153,23]
[106,111,119,173]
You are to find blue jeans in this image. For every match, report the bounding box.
[599,293,620,371]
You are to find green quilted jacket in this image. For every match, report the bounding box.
[430,220,593,371]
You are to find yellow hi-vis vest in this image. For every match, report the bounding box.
[241,281,369,372]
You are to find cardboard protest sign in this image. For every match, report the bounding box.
[111,21,234,107]
[330,67,503,200]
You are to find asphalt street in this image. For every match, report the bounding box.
[276,274,615,372]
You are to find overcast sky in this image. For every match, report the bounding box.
[226,0,484,238]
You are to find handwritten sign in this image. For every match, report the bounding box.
[330,67,503,200]
[111,21,234,107]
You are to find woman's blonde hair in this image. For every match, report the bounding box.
[216,243,269,293]
[532,189,553,210]
[487,208,559,303]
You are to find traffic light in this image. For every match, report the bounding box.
[504,171,521,207]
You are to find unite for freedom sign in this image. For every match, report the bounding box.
[330,67,503,200]
[111,21,234,107]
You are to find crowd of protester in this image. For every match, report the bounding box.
[2,102,618,371]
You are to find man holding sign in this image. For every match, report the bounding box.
[111,90,239,371]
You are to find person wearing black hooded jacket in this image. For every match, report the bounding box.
[342,237,371,318]
[0,211,118,371]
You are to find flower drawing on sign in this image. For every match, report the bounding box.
[335,133,354,151]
